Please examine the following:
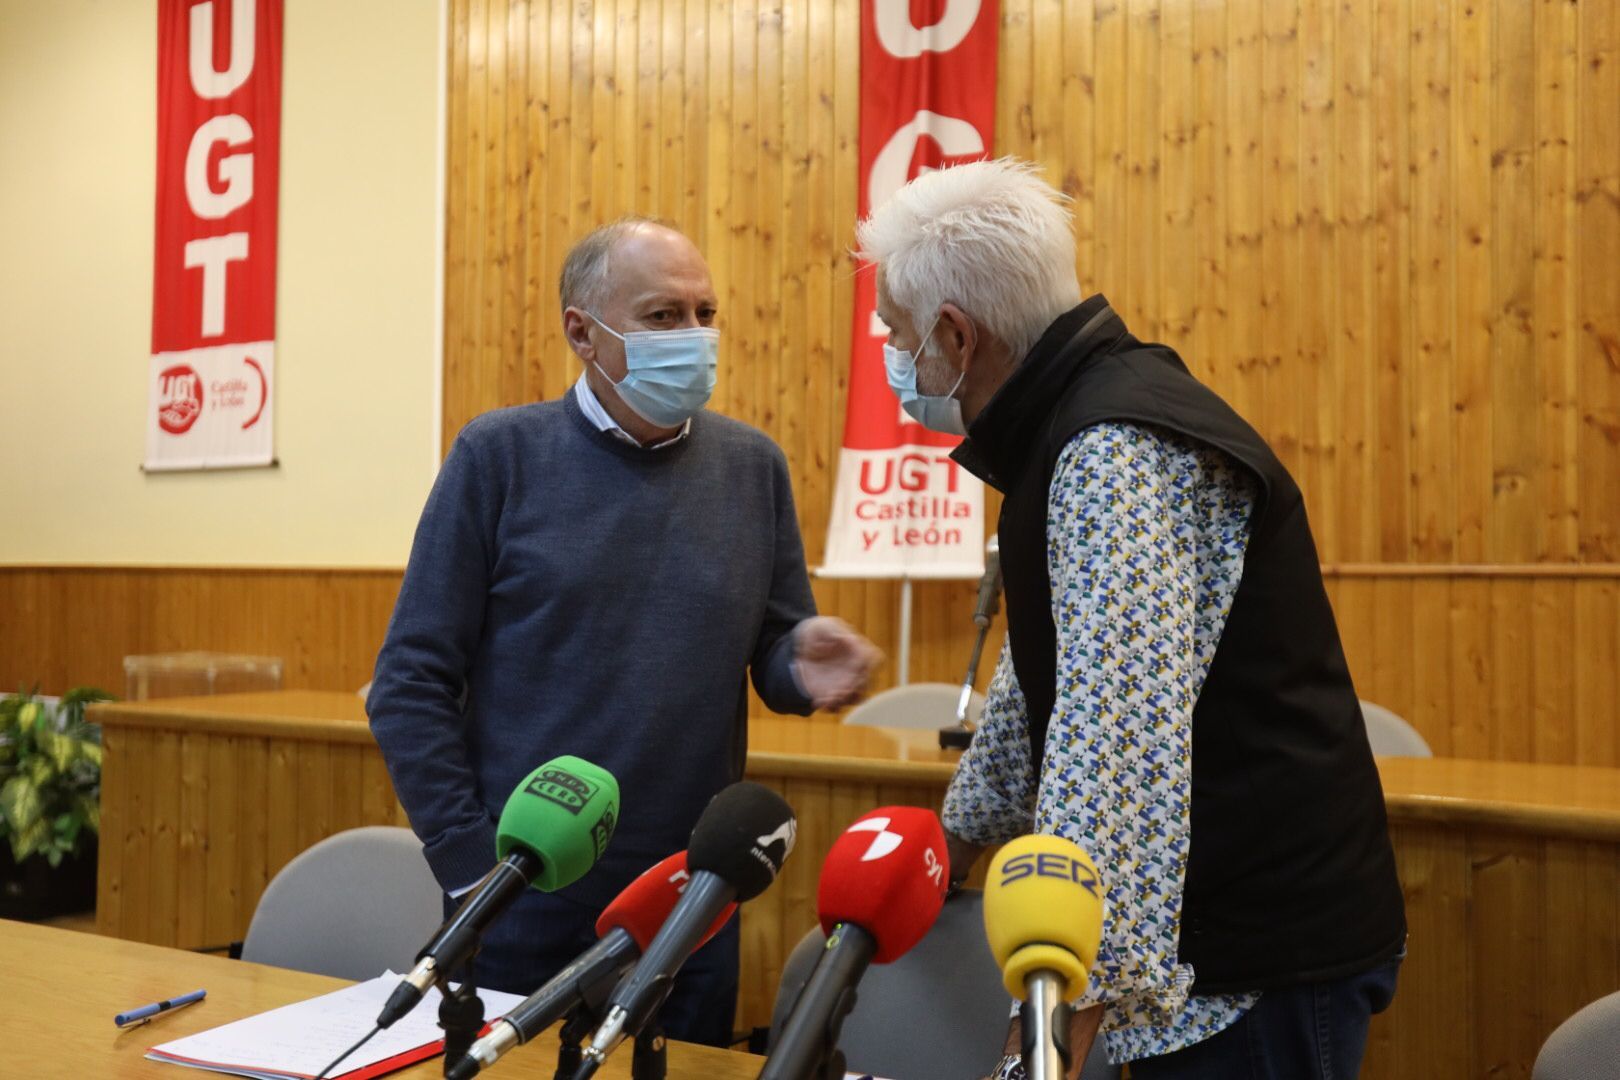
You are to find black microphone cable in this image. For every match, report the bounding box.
[312,1023,381,1080]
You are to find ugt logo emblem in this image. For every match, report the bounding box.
[157,364,204,435]
[525,767,598,815]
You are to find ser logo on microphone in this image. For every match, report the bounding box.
[524,766,600,815]
[999,852,1100,897]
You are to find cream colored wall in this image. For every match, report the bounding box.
[0,0,442,567]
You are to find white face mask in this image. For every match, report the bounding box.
[588,314,720,428]
[882,312,967,436]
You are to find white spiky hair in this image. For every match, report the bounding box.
[857,158,1081,362]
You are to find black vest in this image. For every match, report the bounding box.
[953,297,1406,992]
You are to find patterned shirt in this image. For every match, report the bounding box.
[942,422,1261,1065]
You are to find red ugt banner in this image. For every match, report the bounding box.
[821,0,998,578]
[148,0,282,470]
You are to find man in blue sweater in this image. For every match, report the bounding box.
[367,217,881,1047]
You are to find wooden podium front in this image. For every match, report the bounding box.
[92,692,1620,1076]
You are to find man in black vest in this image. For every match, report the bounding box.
[858,160,1405,1079]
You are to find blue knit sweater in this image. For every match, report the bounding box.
[368,390,816,906]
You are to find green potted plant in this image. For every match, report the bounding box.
[0,686,112,920]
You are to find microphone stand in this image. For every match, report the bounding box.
[552,1009,593,1080]
[630,1021,667,1080]
[552,989,666,1080]
[941,537,1001,751]
[438,962,487,1079]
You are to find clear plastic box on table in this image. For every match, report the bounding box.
[121,651,285,701]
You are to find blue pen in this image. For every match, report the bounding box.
[115,988,207,1028]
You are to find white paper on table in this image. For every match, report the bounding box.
[146,971,526,1080]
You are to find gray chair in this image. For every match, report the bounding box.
[1533,989,1620,1080]
[844,682,985,730]
[1360,699,1434,758]
[241,826,444,981]
[769,890,1119,1080]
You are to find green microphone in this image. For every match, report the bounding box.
[497,756,620,891]
[379,756,620,1028]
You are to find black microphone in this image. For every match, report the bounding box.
[445,850,739,1079]
[972,534,1002,628]
[569,782,797,1079]
[942,536,1002,750]
[378,757,621,1029]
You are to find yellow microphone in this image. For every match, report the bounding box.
[983,835,1105,1080]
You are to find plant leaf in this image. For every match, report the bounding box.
[11,816,50,861]
[37,727,78,773]
[25,754,55,788]
[75,792,101,835]
[0,775,44,833]
[79,741,103,769]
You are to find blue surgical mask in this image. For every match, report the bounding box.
[883,313,966,436]
[589,314,720,428]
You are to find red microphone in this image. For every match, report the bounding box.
[761,807,950,1080]
[596,850,738,951]
[447,851,738,1079]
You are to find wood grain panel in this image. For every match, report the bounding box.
[0,567,401,696]
[437,0,1620,761]
[1324,568,1620,766]
[91,700,1620,1074]
[5,563,1617,767]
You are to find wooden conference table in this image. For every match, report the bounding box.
[0,919,763,1079]
[92,691,1620,1077]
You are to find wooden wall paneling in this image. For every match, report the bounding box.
[1489,578,1535,762]
[0,568,402,697]
[1409,0,1454,561]
[237,736,271,939]
[1451,0,1492,564]
[1090,0,1127,312]
[1297,0,1335,556]
[296,742,335,859]
[204,735,242,948]
[94,726,127,939]
[1578,0,1620,562]
[1471,832,1544,1080]
[1332,0,1376,565]
[1446,576,1493,760]
[265,740,301,886]
[1066,0,1098,296]
[1223,0,1262,428]
[149,731,182,948]
[1540,838,1620,1046]
[1408,576,1453,757]
[122,729,153,945]
[175,732,210,949]
[1533,0,1579,563]
[1573,579,1620,766]
[1491,0,1538,564]
[1127,0,1163,343]
[1261,0,1300,495]
[1531,578,1576,764]
[1371,0,1412,562]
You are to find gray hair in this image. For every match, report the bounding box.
[558,215,675,313]
[856,158,1081,362]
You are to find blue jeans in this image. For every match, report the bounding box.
[441,887,741,1048]
[1127,956,1402,1080]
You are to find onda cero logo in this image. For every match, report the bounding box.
[523,767,598,815]
[157,364,204,434]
